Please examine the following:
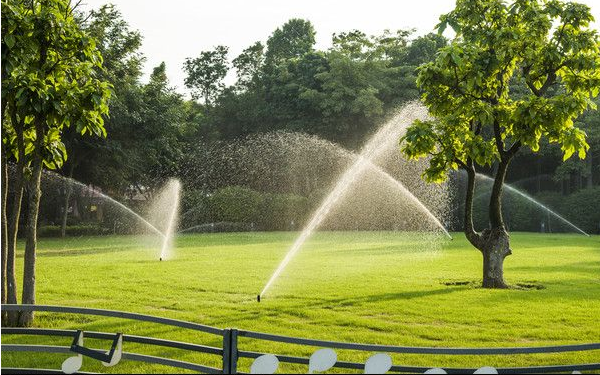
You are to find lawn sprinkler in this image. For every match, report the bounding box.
[159,257,163,261]
[257,294,261,303]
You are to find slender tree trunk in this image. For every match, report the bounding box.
[1,153,8,325]
[60,163,75,237]
[587,152,593,188]
[6,170,24,326]
[536,159,541,193]
[462,164,484,250]
[18,121,45,327]
[6,120,25,326]
[1,80,8,325]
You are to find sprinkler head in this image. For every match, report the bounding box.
[159,257,163,261]
[257,294,261,303]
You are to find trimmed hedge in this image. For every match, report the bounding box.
[180,186,309,232]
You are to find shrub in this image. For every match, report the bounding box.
[559,187,600,234]
[210,186,264,224]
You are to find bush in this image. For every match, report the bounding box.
[210,186,264,224]
[180,189,213,225]
[559,187,600,234]
[259,193,308,230]
[179,186,311,232]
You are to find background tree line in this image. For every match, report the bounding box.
[6,3,600,243]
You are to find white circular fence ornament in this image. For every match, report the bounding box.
[364,353,393,374]
[308,348,337,374]
[473,366,498,374]
[250,354,280,374]
[424,368,448,374]
[61,355,83,374]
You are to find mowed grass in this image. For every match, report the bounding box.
[2,232,599,373]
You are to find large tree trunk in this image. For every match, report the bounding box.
[480,227,511,288]
[482,159,512,288]
[462,159,512,289]
[18,122,45,327]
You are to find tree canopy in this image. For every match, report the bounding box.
[402,0,600,183]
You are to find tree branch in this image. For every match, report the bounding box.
[493,119,507,160]
[459,159,483,250]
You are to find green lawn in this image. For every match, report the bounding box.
[2,232,599,373]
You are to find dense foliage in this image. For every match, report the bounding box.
[4,2,600,243]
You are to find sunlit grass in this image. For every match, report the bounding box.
[2,232,599,373]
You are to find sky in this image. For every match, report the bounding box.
[79,0,600,94]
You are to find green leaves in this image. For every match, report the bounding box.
[2,0,112,170]
[401,119,437,160]
[559,127,589,161]
[401,0,600,182]
[4,33,15,48]
[183,45,229,104]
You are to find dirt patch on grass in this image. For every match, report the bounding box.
[514,281,546,290]
[440,280,478,287]
[440,279,546,290]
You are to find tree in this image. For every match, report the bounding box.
[183,45,229,104]
[401,0,600,288]
[59,4,144,237]
[265,19,316,64]
[233,41,264,92]
[306,29,421,147]
[1,0,111,325]
[403,33,447,67]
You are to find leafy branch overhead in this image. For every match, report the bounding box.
[2,0,112,170]
[402,0,600,183]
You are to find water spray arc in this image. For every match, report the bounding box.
[476,174,589,237]
[43,171,166,239]
[259,103,451,300]
[42,170,185,259]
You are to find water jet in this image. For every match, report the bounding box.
[148,179,182,261]
[41,170,167,239]
[259,102,451,298]
[475,174,589,236]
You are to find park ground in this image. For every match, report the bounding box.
[1,231,599,373]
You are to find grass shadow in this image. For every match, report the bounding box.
[27,246,137,258]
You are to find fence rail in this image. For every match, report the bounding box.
[2,304,599,374]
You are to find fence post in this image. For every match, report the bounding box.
[230,329,239,374]
[222,329,231,374]
[222,328,239,374]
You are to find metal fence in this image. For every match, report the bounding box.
[2,304,599,374]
